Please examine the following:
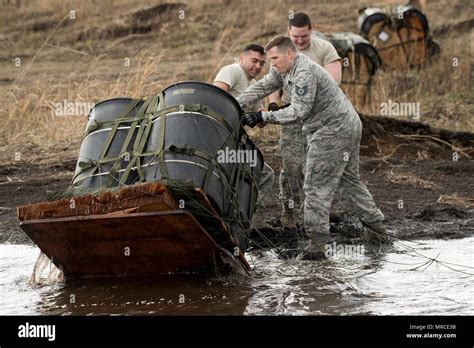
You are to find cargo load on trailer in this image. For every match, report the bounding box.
[358,4,440,69]
[313,31,381,108]
[17,82,263,278]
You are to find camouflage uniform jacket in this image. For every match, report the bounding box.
[237,53,358,137]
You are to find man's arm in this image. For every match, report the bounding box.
[268,90,281,104]
[214,65,238,92]
[213,81,230,92]
[319,39,342,85]
[261,70,316,125]
[236,68,282,111]
[324,59,342,85]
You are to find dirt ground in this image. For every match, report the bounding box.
[249,115,474,248]
[1,115,473,246]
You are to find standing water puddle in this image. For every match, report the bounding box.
[0,238,472,315]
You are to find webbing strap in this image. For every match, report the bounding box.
[88,103,236,137]
[202,160,215,193]
[119,96,160,185]
[165,144,254,221]
[232,153,244,196]
[84,99,141,137]
[71,99,142,186]
[133,119,148,153]
[97,99,142,160]
[228,156,239,190]
[167,145,230,183]
[129,117,152,183]
[157,93,168,181]
[105,97,155,186]
[166,146,230,214]
[375,35,425,51]
[72,98,244,191]
[85,115,148,136]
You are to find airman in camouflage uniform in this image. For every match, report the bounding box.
[271,12,342,228]
[237,36,385,259]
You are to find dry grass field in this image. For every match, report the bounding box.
[0,0,472,150]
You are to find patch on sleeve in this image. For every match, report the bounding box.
[295,85,308,97]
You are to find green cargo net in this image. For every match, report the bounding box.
[48,95,261,249]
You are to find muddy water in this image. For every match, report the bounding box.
[0,238,472,315]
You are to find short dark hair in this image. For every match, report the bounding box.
[288,11,312,29]
[242,44,265,56]
[265,35,296,52]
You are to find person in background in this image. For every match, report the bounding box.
[214,44,275,230]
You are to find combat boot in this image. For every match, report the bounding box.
[296,233,328,261]
[361,220,396,245]
[298,243,326,261]
[250,205,273,230]
[280,209,296,229]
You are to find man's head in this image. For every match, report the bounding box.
[288,12,312,50]
[265,35,297,74]
[239,44,266,79]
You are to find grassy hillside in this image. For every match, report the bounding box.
[0,0,472,151]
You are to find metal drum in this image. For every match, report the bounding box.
[143,82,243,216]
[236,136,263,224]
[72,98,144,189]
[161,81,242,131]
[231,136,263,251]
[71,82,265,253]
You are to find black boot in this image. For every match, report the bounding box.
[297,235,328,261]
[361,220,396,245]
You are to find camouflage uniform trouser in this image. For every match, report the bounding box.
[256,162,275,209]
[279,122,306,219]
[303,114,384,243]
